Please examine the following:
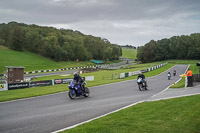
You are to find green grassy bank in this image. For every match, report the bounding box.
[121,48,137,59]
[0,45,94,73]
[61,94,200,133]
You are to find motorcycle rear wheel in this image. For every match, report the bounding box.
[69,89,76,99]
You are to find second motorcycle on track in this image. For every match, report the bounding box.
[137,78,148,91]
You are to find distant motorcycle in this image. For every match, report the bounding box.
[68,80,90,99]
[168,72,171,80]
[173,70,176,76]
[137,78,147,91]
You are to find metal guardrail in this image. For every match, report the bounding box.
[1,62,168,91]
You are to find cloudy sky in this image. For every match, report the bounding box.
[0,0,200,46]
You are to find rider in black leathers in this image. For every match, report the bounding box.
[73,72,84,92]
[137,72,148,87]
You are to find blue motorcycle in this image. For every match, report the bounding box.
[68,80,90,99]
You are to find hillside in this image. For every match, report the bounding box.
[0,22,122,61]
[122,48,137,59]
[0,45,94,73]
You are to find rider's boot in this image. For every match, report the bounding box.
[81,85,85,93]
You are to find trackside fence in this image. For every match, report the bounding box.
[1,62,168,91]
[2,76,94,91]
[119,62,168,79]
[101,62,168,80]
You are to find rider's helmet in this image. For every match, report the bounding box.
[73,72,78,78]
[139,72,142,75]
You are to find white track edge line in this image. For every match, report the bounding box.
[52,64,191,133]
[146,92,200,102]
[151,64,189,98]
[51,100,145,133]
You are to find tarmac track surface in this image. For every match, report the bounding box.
[0,65,188,133]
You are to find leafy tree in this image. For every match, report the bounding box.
[9,25,25,51]
[0,22,122,61]
[155,39,170,61]
[142,40,157,62]
[137,33,200,62]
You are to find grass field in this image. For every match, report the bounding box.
[61,94,200,133]
[0,62,173,102]
[122,48,137,59]
[0,45,94,73]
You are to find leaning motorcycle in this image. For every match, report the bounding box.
[68,80,90,99]
[137,78,147,91]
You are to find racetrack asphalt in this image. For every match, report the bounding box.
[0,65,190,133]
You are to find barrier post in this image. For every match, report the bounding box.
[185,76,188,88]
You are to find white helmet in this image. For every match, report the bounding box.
[73,72,78,76]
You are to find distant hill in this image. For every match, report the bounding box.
[0,22,122,61]
[0,45,94,74]
[121,48,137,59]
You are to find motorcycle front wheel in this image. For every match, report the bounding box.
[84,87,90,97]
[69,89,76,99]
[138,84,143,91]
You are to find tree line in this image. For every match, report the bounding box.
[120,45,136,49]
[0,22,122,61]
[137,33,200,63]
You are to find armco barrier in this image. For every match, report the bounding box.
[125,73,129,77]
[120,73,125,78]
[85,76,94,81]
[29,80,53,88]
[54,79,73,85]
[3,63,168,90]
[8,82,29,90]
[5,76,93,91]
[141,69,148,73]
[119,62,168,79]
[23,65,98,75]
[128,72,133,76]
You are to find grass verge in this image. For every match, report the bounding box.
[0,84,67,102]
[170,78,185,88]
[61,94,200,133]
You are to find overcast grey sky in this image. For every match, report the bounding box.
[0,0,200,46]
